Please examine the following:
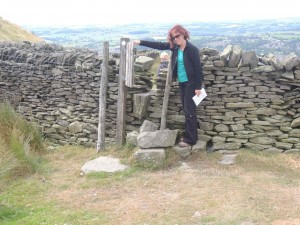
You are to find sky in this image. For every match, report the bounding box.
[1,0,299,27]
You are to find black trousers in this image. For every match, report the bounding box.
[179,82,198,145]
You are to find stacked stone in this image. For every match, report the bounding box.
[125,56,155,132]
[0,42,116,146]
[126,70,154,132]
[1,41,300,152]
[200,45,300,152]
[147,68,166,125]
[167,82,184,130]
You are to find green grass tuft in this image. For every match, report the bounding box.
[0,102,46,178]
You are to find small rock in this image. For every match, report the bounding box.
[218,154,237,165]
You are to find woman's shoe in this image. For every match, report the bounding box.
[178,141,190,147]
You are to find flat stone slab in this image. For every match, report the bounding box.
[218,154,237,165]
[81,156,128,174]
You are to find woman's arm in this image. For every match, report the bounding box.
[133,40,170,50]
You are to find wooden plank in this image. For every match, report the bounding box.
[116,38,129,145]
[160,59,172,130]
[97,41,109,152]
[125,41,134,87]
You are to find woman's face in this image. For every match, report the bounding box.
[170,32,184,45]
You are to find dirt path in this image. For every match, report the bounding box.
[44,146,300,225]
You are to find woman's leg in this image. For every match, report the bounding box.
[179,82,198,145]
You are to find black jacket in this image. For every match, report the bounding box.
[139,40,203,89]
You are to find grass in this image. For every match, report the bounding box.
[0,102,46,178]
[0,17,43,42]
[0,144,299,225]
[0,103,299,224]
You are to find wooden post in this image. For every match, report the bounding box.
[116,38,129,145]
[97,41,109,152]
[125,41,134,87]
[160,58,172,130]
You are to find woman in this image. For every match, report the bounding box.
[133,24,203,147]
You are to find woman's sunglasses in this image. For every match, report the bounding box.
[171,34,181,41]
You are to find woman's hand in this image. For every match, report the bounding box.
[132,40,141,45]
[195,89,201,96]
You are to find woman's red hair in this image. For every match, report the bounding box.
[167,24,190,48]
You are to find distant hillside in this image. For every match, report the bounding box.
[29,17,300,56]
[0,17,43,42]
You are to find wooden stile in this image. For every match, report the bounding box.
[125,41,134,87]
[116,38,130,145]
[97,41,109,152]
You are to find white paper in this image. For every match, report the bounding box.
[193,88,207,106]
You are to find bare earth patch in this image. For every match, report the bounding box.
[43,146,300,225]
[272,219,300,225]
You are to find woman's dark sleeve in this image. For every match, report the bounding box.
[140,40,170,50]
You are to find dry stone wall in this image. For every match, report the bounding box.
[1,41,300,152]
[200,47,300,153]
[0,41,152,146]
